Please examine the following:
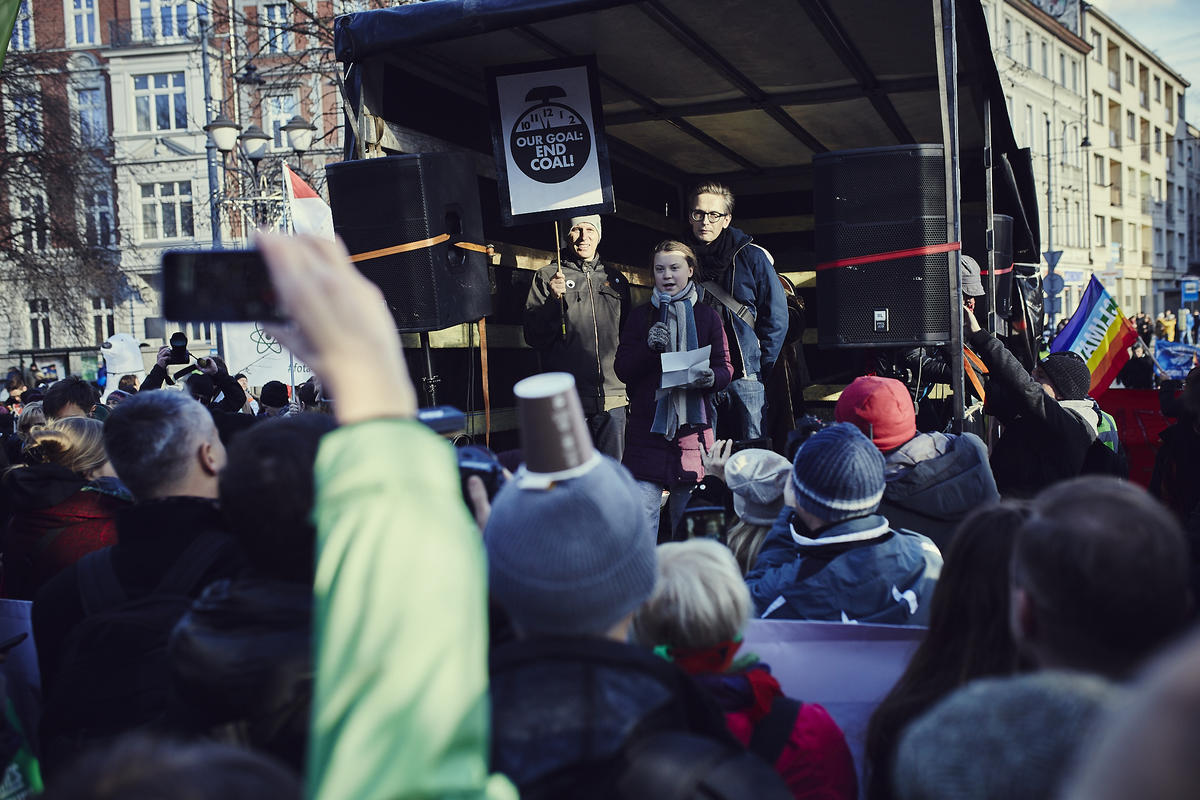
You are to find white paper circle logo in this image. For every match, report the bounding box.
[510,85,591,185]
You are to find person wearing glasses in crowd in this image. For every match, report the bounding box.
[685,182,787,443]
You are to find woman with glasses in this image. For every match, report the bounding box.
[615,240,733,542]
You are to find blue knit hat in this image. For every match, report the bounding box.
[484,455,656,636]
[789,422,885,522]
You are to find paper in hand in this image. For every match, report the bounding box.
[660,345,711,389]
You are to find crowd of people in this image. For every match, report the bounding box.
[0,189,1195,798]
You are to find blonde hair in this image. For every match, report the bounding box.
[725,520,772,576]
[17,401,45,442]
[650,240,699,274]
[688,181,735,216]
[25,416,108,478]
[631,538,751,650]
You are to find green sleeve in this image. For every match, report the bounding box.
[306,419,517,800]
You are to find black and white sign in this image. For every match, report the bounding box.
[487,57,615,226]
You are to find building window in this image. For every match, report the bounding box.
[92,298,115,346]
[1127,111,1135,140]
[1025,104,1034,150]
[1155,127,1162,154]
[1059,52,1066,85]
[133,72,187,132]
[1156,178,1163,201]
[1154,76,1161,102]
[1071,59,1078,93]
[29,300,50,350]
[1092,91,1103,123]
[1003,18,1012,58]
[76,86,106,147]
[1041,40,1049,77]
[262,3,292,53]
[140,181,193,241]
[16,192,48,252]
[265,94,300,149]
[139,0,191,39]
[1025,31,1033,69]
[69,0,98,45]
[83,187,113,247]
[1090,30,1102,62]
[1095,215,1105,243]
[10,0,33,50]
[1094,154,1105,184]
[1125,55,1134,84]
[10,94,41,151]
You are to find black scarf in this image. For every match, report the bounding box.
[692,229,739,285]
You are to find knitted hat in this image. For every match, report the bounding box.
[961,254,985,297]
[893,671,1121,800]
[789,422,885,523]
[259,380,289,409]
[185,373,214,402]
[561,214,602,246]
[725,449,792,526]
[485,454,656,636]
[834,376,917,452]
[1039,351,1092,401]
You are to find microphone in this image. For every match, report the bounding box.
[658,292,671,325]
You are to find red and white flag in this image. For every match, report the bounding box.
[283,164,334,241]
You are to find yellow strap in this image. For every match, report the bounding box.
[349,235,489,263]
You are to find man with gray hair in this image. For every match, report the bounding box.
[523,214,631,459]
[33,390,247,756]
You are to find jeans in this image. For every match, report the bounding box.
[636,480,666,544]
[636,480,697,544]
[714,377,766,442]
[587,406,627,461]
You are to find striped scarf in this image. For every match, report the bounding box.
[651,281,708,439]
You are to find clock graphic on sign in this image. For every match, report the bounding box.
[510,85,591,184]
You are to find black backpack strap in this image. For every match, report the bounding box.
[154,532,233,596]
[749,696,802,766]
[76,548,127,616]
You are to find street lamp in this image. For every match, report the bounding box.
[281,115,317,155]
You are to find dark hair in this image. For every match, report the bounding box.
[864,501,1028,799]
[117,374,139,393]
[219,414,335,582]
[103,390,214,501]
[651,240,699,274]
[1014,476,1191,678]
[43,376,98,419]
[40,735,300,799]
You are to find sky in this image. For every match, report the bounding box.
[1089,0,1200,118]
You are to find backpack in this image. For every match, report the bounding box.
[38,533,230,767]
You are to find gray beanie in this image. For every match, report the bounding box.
[961,254,985,297]
[725,449,791,526]
[484,455,656,636]
[561,214,602,246]
[789,422,884,523]
[893,671,1122,800]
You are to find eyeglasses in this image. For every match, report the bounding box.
[690,209,729,223]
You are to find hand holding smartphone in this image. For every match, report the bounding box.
[162,249,283,322]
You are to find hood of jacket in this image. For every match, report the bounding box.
[881,432,999,523]
[1,463,85,511]
[1059,399,1100,439]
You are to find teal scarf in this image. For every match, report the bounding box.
[650,282,709,439]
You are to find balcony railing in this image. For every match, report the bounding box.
[1140,91,1149,109]
[1144,250,1153,266]
[1166,205,1175,223]
[1109,71,1120,90]
[108,17,199,48]
[1111,186,1123,206]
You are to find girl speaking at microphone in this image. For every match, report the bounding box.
[615,240,733,542]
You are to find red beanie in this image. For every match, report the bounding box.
[834,376,917,452]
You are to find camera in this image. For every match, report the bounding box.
[168,332,190,365]
[457,444,507,508]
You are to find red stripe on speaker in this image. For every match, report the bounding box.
[815,241,961,271]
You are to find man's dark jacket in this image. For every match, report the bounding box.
[523,251,630,416]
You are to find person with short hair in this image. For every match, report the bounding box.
[43,376,98,420]
[257,380,294,418]
[684,181,787,442]
[835,375,998,552]
[745,423,942,624]
[523,214,631,459]
[632,538,857,799]
[1012,476,1191,679]
[116,374,140,394]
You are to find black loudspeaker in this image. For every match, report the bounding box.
[963,214,1014,319]
[814,144,950,348]
[326,153,492,333]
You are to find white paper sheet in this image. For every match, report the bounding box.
[660,345,711,388]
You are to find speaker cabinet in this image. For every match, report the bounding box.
[327,153,492,333]
[814,144,950,348]
[963,213,1014,319]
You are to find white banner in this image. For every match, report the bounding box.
[488,57,615,225]
[221,322,310,388]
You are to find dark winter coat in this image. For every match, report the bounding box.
[523,252,631,415]
[968,329,1098,497]
[32,496,247,693]
[489,635,736,798]
[746,511,942,625]
[1150,419,1200,521]
[1,465,130,600]
[879,432,999,554]
[614,299,733,485]
[167,577,312,772]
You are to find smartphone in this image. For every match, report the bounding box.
[162,249,282,322]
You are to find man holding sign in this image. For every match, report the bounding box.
[524,215,631,459]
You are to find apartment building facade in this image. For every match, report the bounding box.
[0,0,341,377]
[1082,4,1190,316]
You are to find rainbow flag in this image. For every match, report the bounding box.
[1050,275,1138,396]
